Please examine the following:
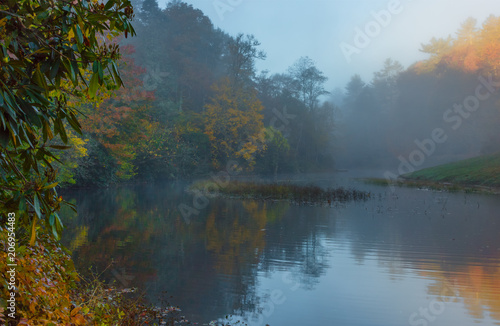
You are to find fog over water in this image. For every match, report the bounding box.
[62,176,500,326]
[68,1,500,324]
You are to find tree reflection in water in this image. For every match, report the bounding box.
[61,182,500,324]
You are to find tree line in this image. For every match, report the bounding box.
[336,16,500,169]
[63,0,337,187]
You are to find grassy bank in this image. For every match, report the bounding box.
[403,153,500,188]
[363,153,500,194]
[190,180,370,204]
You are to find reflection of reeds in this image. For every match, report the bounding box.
[191,180,370,204]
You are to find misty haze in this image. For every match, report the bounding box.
[1,0,500,325]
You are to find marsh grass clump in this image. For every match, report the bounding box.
[191,180,370,205]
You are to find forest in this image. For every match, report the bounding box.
[337,15,500,170]
[55,0,338,187]
[39,1,500,187]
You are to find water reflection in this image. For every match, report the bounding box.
[61,179,500,325]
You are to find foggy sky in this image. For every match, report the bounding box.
[157,0,500,91]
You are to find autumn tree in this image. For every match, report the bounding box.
[417,36,454,72]
[478,15,500,76]
[417,16,500,76]
[75,44,167,185]
[439,18,480,72]
[203,78,265,170]
[456,18,478,46]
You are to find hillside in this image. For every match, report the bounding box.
[403,153,500,188]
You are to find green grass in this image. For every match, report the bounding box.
[403,152,500,188]
[190,180,370,204]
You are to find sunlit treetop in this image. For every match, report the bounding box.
[416,15,500,75]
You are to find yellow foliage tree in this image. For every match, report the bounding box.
[203,78,265,170]
[478,15,500,77]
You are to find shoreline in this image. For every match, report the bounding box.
[362,177,500,195]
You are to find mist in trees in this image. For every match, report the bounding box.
[64,0,338,186]
[65,1,500,186]
[335,16,500,170]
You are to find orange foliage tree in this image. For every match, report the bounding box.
[203,78,265,170]
[478,15,500,76]
[79,45,163,180]
[421,15,500,77]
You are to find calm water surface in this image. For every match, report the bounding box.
[61,173,500,326]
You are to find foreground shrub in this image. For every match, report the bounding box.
[0,229,192,325]
[0,230,81,325]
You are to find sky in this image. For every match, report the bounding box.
[156,0,500,91]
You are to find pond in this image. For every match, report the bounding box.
[60,172,500,326]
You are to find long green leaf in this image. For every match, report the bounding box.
[34,67,49,92]
[89,73,99,98]
[42,182,59,190]
[67,112,82,135]
[62,58,76,85]
[111,61,122,87]
[20,100,42,128]
[1,90,19,119]
[98,61,103,81]
[75,25,84,45]
[33,195,41,218]
[55,118,68,143]
[49,59,61,80]
[30,216,37,246]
